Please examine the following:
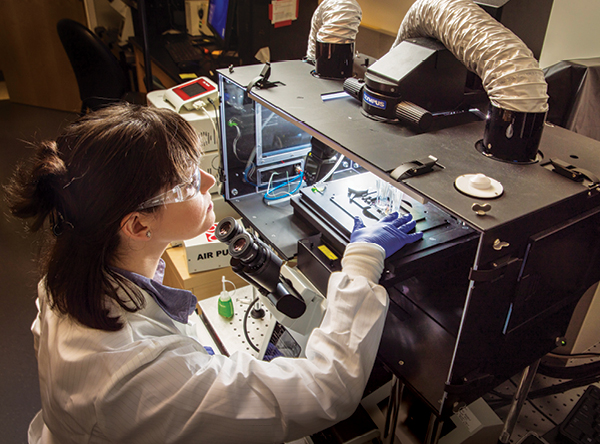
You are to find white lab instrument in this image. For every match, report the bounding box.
[185,0,213,36]
[147,81,219,154]
[163,76,219,113]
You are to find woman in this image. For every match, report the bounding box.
[5,103,421,444]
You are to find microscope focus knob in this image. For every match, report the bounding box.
[395,101,433,132]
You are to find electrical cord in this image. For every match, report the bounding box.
[487,351,600,410]
[243,296,261,353]
[206,97,222,173]
[529,374,600,399]
[230,121,244,161]
[538,359,600,380]
[243,146,258,186]
[487,372,600,410]
[263,172,303,201]
[227,117,255,163]
[315,154,345,185]
[195,103,219,146]
[207,97,219,125]
[244,163,257,187]
[548,351,600,359]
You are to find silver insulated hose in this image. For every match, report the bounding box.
[393,0,549,162]
[306,0,362,62]
[393,0,548,114]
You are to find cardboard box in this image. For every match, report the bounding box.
[184,222,231,273]
[162,245,246,301]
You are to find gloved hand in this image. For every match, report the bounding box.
[350,212,423,258]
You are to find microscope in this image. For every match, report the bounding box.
[215,217,327,359]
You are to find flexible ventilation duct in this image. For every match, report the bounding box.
[394,0,549,162]
[306,0,361,78]
[393,0,548,114]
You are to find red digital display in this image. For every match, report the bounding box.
[173,78,216,101]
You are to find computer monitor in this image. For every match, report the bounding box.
[207,0,236,50]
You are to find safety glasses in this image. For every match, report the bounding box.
[137,167,201,210]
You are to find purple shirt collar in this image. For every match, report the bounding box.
[112,259,197,324]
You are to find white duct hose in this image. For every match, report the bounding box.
[306,0,362,61]
[393,0,548,113]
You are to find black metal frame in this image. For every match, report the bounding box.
[216,61,600,439]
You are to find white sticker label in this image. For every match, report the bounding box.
[456,406,482,433]
[271,0,296,24]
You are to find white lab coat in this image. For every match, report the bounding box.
[28,242,388,444]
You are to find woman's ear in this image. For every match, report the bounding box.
[120,212,152,241]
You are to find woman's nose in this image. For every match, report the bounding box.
[200,168,216,193]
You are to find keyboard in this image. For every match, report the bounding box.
[165,40,205,65]
[558,384,600,444]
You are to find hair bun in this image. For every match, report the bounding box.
[5,139,72,232]
[35,140,68,185]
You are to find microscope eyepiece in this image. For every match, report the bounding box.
[215,217,245,244]
[229,233,261,264]
[232,236,246,252]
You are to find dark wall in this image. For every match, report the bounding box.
[236,0,318,64]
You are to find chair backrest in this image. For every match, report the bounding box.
[57,18,128,112]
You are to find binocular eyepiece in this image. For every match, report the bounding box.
[215,217,245,244]
[215,217,306,319]
[215,217,281,275]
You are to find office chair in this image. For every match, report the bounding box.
[57,18,145,114]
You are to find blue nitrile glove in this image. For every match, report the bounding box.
[350,212,423,258]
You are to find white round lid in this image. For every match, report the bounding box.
[455,173,504,199]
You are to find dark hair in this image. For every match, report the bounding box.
[4,103,201,331]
